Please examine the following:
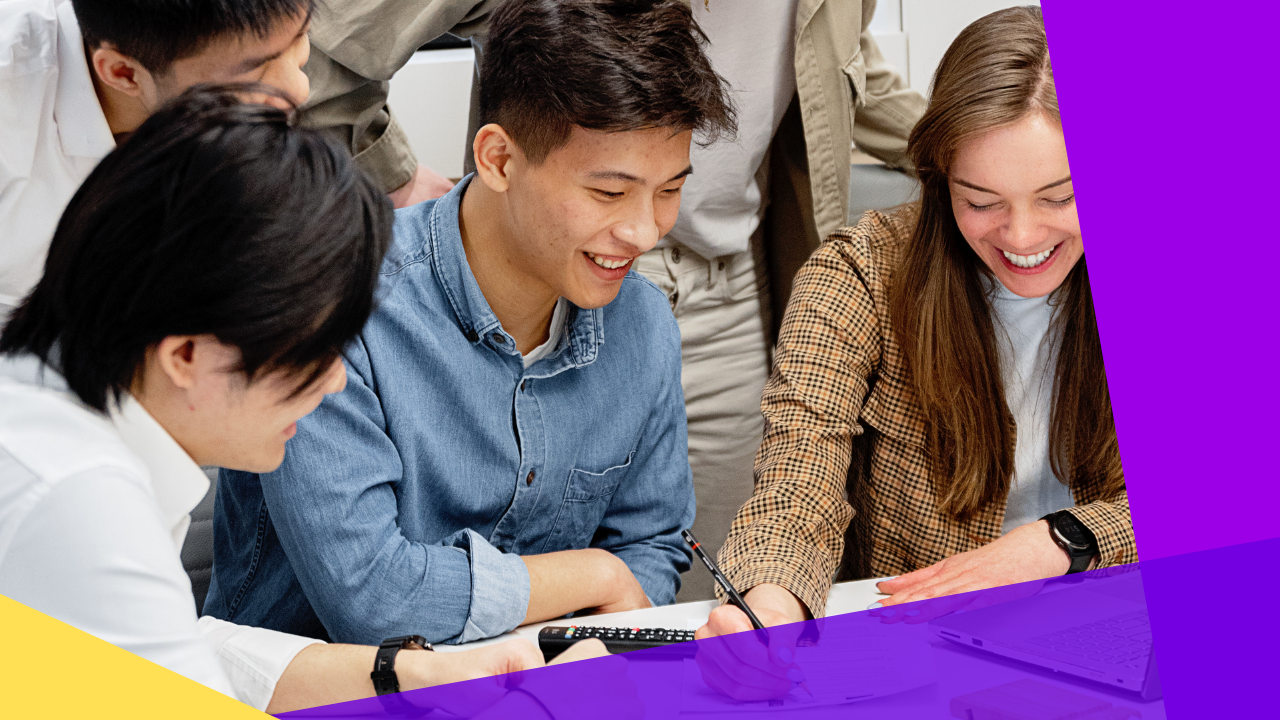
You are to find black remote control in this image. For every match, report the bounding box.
[537,625,697,661]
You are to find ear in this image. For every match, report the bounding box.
[472,123,520,193]
[89,44,156,100]
[152,336,202,391]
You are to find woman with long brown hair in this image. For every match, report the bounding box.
[693,5,1133,700]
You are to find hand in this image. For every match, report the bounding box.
[502,646,643,720]
[873,520,1069,615]
[547,638,611,665]
[692,584,809,701]
[398,638,544,717]
[522,549,651,624]
[584,553,653,615]
[388,164,455,208]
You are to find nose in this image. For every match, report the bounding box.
[612,196,661,253]
[1003,205,1044,253]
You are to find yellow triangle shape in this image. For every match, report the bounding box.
[0,593,266,718]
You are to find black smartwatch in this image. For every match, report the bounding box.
[371,635,432,697]
[1041,511,1098,575]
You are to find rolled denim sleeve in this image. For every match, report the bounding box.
[444,528,531,643]
[590,292,696,605]
[255,337,531,645]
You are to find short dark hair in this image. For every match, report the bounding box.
[71,0,312,73]
[0,85,393,413]
[479,0,736,163]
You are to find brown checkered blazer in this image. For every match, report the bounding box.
[717,203,1137,617]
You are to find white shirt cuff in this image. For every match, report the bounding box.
[198,615,325,711]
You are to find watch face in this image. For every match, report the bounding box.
[1054,513,1093,549]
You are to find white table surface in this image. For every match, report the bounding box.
[437,577,890,654]
[435,577,1166,719]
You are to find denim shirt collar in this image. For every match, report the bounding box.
[426,176,604,374]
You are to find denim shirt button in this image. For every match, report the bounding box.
[526,470,535,485]
[492,333,506,344]
[521,380,528,391]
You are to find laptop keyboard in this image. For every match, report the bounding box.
[1023,610,1152,669]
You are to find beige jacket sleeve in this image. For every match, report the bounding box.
[297,0,502,192]
[848,16,925,169]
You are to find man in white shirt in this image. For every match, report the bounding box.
[0,88,614,715]
[0,0,312,319]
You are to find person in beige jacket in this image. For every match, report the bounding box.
[299,0,924,600]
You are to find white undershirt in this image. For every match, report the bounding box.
[522,297,568,367]
[990,279,1075,534]
[662,0,799,259]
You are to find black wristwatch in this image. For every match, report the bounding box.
[371,634,432,697]
[1042,511,1098,575]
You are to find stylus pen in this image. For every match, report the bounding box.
[681,529,769,642]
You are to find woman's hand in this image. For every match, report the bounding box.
[691,583,810,701]
[873,520,1071,615]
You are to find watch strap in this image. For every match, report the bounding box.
[371,635,432,697]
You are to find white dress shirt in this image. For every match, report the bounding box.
[0,0,115,316]
[0,354,322,710]
[989,280,1076,534]
[662,0,800,260]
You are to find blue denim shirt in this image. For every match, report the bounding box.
[204,178,695,645]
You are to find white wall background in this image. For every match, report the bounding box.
[387,0,1039,178]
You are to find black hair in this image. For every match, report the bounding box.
[479,0,737,163]
[0,84,393,413]
[71,0,313,73]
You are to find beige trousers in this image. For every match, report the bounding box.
[635,239,771,601]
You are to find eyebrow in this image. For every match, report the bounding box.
[231,18,310,74]
[952,175,1073,194]
[586,165,694,185]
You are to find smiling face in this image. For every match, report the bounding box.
[149,12,312,109]
[500,125,693,309]
[140,336,347,473]
[948,111,1081,298]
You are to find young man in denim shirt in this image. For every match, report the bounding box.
[205,0,737,645]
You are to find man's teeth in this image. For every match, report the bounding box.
[1002,245,1058,268]
[587,252,630,270]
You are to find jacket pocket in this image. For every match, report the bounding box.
[541,453,635,551]
[842,48,867,109]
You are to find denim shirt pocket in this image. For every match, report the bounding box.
[540,452,635,552]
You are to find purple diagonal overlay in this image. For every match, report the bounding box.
[282,558,1200,720]
[1042,1,1280,716]
[1041,1,1280,559]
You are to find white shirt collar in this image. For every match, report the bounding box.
[0,354,209,528]
[111,396,211,532]
[53,2,115,160]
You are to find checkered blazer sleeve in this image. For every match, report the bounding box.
[716,223,893,618]
[1066,486,1137,568]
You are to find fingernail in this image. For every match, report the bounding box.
[776,647,794,664]
[787,668,806,683]
[905,608,921,617]
[866,602,882,610]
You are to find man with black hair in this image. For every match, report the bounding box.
[208,0,734,645]
[0,0,313,320]
[295,0,925,601]
[0,86,624,716]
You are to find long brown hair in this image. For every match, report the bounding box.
[889,6,1123,522]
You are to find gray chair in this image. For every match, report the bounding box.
[181,467,218,612]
